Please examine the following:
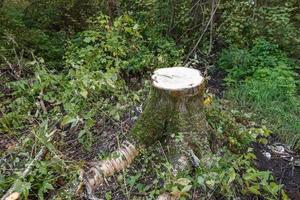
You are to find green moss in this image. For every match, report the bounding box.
[130,84,214,161]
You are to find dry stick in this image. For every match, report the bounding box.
[38,88,48,114]
[1,55,20,80]
[1,147,47,200]
[184,0,220,64]
[208,0,216,54]
[168,0,209,33]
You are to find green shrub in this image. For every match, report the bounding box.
[218,39,295,86]
[0,6,66,71]
[219,39,300,149]
[218,0,300,58]
[65,14,182,73]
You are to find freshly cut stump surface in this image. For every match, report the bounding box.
[152,67,204,91]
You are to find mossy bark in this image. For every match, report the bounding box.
[130,83,215,167]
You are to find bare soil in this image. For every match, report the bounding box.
[253,141,300,200]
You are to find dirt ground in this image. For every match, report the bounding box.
[253,141,300,200]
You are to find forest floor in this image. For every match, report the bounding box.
[254,141,300,199]
[59,71,300,199]
[1,66,300,200]
[207,70,300,200]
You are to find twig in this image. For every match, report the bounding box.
[1,129,57,200]
[184,0,220,64]
[1,147,47,200]
[38,88,48,114]
[208,0,216,54]
[0,55,20,80]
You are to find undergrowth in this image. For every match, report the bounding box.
[1,1,299,199]
[218,39,300,150]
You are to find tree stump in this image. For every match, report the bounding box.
[131,67,214,170]
[80,67,215,199]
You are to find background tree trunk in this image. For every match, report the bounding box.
[0,0,4,8]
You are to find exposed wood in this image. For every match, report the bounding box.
[77,141,139,199]
[152,67,204,91]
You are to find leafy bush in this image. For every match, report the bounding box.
[218,0,300,57]
[218,39,300,149]
[218,39,295,86]
[0,6,66,71]
[65,14,182,73]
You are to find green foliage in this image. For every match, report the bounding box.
[201,101,287,199]
[65,14,182,73]
[196,148,286,199]
[218,0,300,57]
[228,73,300,149]
[207,101,271,152]
[218,39,295,86]
[1,0,299,199]
[23,0,102,32]
[0,5,66,71]
[218,39,300,149]
[144,103,286,200]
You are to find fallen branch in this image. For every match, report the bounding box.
[1,129,57,200]
[77,141,139,199]
[1,147,47,200]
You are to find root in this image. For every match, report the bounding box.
[77,141,139,199]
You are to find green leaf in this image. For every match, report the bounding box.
[258,138,268,145]
[248,185,261,195]
[105,192,112,200]
[228,168,236,184]
[38,182,54,200]
[14,180,31,199]
[205,180,215,188]
[282,191,289,200]
[79,89,88,98]
[61,115,77,127]
[176,178,191,186]
[182,185,192,192]
[269,182,281,194]
[197,176,205,185]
